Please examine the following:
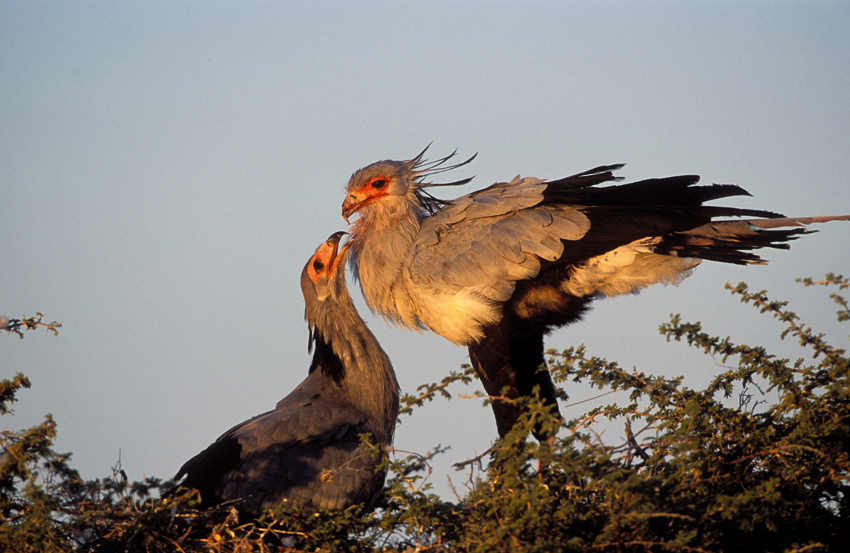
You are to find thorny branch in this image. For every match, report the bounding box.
[2,312,62,339]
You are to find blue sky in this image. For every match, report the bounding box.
[3,1,849,500]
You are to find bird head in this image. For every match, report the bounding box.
[301,231,351,307]
[341,146,477,223]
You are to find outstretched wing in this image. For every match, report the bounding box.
[408,166,821,303]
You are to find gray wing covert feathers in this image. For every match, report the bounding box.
[178,389,382,514]
[409,176,591,302]
[216,396,379,513]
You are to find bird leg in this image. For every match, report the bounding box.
[467,322,561,440]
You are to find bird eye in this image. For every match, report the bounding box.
[312,259,325,272]
[370,178,388,189]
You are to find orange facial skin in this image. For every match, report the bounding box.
[342,176,390,222]
[307,233,350,283]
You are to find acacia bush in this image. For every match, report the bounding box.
[2,274,848,552]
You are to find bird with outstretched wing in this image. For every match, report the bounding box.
[341,147,848,438]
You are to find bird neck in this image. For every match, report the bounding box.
[309,294,400,442]
[348,195,425,330]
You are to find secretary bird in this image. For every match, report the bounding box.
[341,147,848,438]
[174,232,399,515]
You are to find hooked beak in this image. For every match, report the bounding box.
[341,194,360,224]
[327,231,350,274]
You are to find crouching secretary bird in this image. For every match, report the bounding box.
[341,147,849,439]
[174,232,400,515]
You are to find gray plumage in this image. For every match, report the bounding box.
[341,147,849,438]
[174,232,399,515]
